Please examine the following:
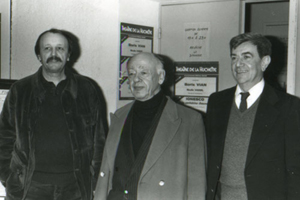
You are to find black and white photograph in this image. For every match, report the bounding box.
[0,0,298,200]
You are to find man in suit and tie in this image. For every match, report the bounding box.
[206,32,300,200]
[94,52,206,200]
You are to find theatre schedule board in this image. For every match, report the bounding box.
[174,62,218,112]
[119,23,154,100]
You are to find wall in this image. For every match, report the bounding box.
[10,0,160,118]
[0,0,11,78]
[151,0,235,4]
[249,2,289,33]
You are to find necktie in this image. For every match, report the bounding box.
[240,92,250,112]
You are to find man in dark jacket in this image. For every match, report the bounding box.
[206,32,300,200]
[0,28,107,200]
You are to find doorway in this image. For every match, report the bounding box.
[244,1,289,92]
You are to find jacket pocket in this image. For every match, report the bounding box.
[80,113,96,146]
[6,151,26,191]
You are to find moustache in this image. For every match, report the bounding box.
[46,56,62,63]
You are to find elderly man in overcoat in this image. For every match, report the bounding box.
[95,52,206,200]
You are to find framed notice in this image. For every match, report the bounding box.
[119,23,154,100]
[0,79,16,112]
[184,22,211,61]
[174,62,218,112]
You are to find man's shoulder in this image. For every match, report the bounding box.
[10,73,37,90]
[165,97,203,119]
[173,100,198,113]
[73,73,96,86]
[73,73,103,93]
[265,84,300,106]
[208,86,236,101]
[113,102,134,116]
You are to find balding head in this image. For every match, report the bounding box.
[127,52,165,101]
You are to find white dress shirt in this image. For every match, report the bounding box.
[235,79,265,109]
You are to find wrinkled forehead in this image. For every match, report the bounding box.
[232,41,258,54]
[127,55,157,71]
[40,32,69,47]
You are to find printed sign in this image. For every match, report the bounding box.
[174,62,218,112]
[184,22,211,61]
[119,23,154,100]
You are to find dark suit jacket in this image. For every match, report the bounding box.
[206,83,300,200]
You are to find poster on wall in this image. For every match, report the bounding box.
[0,79,16,112]
[119,22,154,100]
[184,22,211,61]
[174,62,218,112]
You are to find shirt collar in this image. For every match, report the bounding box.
[34,66,78,100]
[235,79,265,109]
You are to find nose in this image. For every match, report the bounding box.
[51,48,57,56]
[235,57,244,67]
[133,74,141,82]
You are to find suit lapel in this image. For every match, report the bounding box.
[107,103,134,170]
[140,98,181,179]
[245,84,280,167]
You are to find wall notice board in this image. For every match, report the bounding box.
[174,62,218,112]
[119,22,154,100]
[0,79,16,112]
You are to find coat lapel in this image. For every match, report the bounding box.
[140,98,181,179]
[245,84,280,167]
[107,103,134,170]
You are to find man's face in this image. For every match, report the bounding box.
[127,55,163,101]
[38,32,70,74]
[231,41,269,91]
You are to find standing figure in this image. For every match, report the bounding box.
[206,32,300,200]
[95,52,206,200]
[0,28,107,200]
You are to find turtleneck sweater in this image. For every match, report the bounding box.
[131,90,166,156]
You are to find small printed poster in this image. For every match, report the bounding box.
[184,22,211,61]
[119,23,154,100]
[0,90,9,112]
[174,62,218,112]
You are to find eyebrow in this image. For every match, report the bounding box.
[231,51,253,57]
[242,51,253,56]
[128,65,147,69]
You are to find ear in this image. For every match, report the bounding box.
[37,55,42,62]
[261,55,271,72]
[158,69,165,85]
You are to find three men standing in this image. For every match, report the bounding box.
[206,33,300,200]
[1,28,299,200]
[0,29,107,200]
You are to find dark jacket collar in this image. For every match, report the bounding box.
[32,67,78,101]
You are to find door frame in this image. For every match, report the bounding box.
[241,0,296,95]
